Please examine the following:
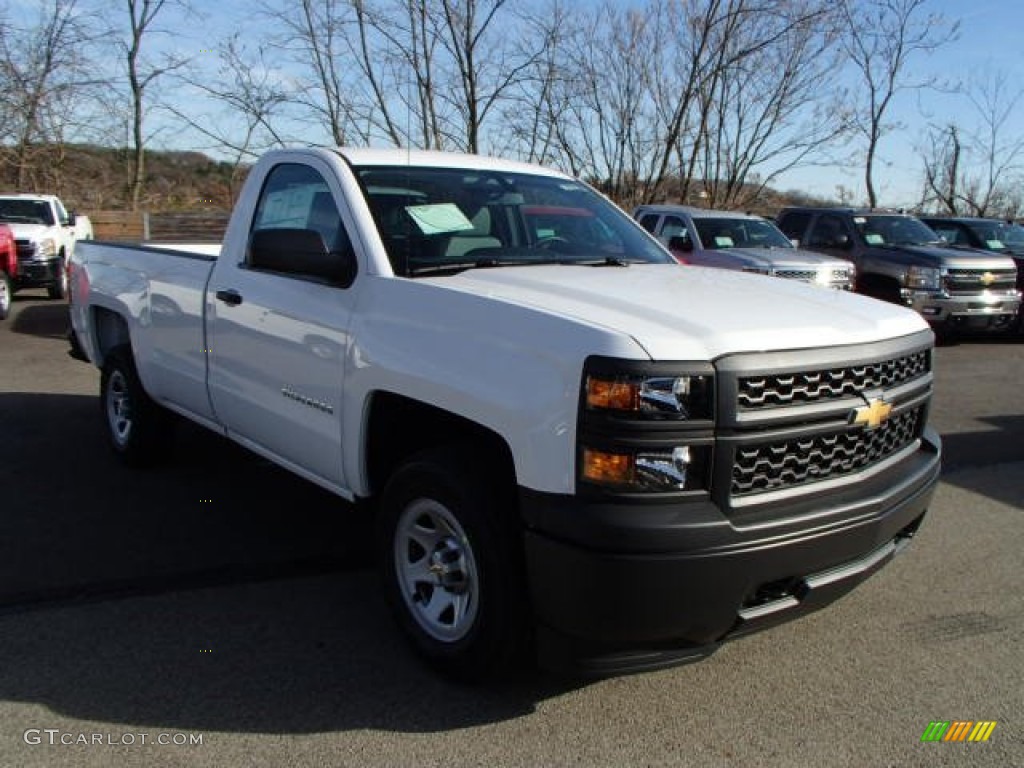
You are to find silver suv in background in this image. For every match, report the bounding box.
[635,205,855,290]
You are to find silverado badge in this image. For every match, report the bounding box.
[852,398,893,430]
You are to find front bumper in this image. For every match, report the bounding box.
[521,428,941,676]
[902,289,1021,330]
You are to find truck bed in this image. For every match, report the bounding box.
[71,240,220,424]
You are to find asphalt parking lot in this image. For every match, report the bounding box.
[1,291,1022,767]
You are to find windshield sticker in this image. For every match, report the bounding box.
[864,233,884,245]
[986,239,1005,249]
[405,203,474,235]
[853,217,867,224]
[714,236,734,247]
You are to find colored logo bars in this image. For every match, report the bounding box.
[921,721,997,743]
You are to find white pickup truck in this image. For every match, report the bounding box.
[69,148,941,679]
[0,193,85,299]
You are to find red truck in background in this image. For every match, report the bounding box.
[0,223,16,320]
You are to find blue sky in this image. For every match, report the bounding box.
[777,0,1024,206]
[123,0,1024,209]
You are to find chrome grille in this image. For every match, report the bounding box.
[945,268,1016,292]
[774,269,817,282]
[737,350,929,409]
[731,406,924,496]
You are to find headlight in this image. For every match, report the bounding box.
[581,444,710,492]
[578,357,714,494]
[906,265,942,291]
[585,372,713,420]
[38,238,56,258]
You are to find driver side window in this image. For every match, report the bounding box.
[807,215,847,247]
[251,163,353,262]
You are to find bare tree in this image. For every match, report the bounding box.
[839,0,956,208]
[919,122,961,214]
[959,69,1024,216]
[491,0,571,165]
[165,36,291,202]
[917,70,1024,217]
[540,1,663,204]
[695,0,850,208]
[121,0,191,210]
[0,0,92,189]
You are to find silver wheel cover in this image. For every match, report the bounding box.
[394,498,480,643]
[105,369,133,447]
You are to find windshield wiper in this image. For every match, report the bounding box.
[572,256,632,267]
[408,255,637,276]
[409,257,565,276]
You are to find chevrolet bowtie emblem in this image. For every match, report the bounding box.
[852,398,893,430]
[980,272,995,286]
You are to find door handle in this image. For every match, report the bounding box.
[215,289,243,306]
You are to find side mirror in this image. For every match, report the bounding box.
[66,211,77,227]
[829,234,851,249]
[668,235,694,253]
[249,228,358,288]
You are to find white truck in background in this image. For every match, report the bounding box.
[68,147,941,680]
[0,193,87,299]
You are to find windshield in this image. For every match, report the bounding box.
[854,215,940,246]
[964,221,1012,251]
[691,217,793,249]
[355,166,671,276]
[0,198,55,226]
[1003,223,1024,248]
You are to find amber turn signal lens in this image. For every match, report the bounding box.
[586,378,637,411]
[581,448,634,485]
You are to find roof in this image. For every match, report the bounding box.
[778,206,911,216]
[918,215,1011,225]
[335,147,570,178]
[633,204,763,220]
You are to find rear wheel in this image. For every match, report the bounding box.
[380,444,530,681]
[100,346,172,465]
[0,273,10,320]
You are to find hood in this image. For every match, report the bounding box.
[424,264,927,361]
[872,243,1016,269]
[721,247,850,269]
[3,223,54,241]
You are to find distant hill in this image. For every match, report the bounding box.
[0,143,836,216]
[0,143,245,212]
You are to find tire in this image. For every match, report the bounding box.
[380,444,530,681]
[47,252,68,300]
[99,345,172,466]
[0,273,10,320]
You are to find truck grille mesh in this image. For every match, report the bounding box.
[737,350,929,409]
[945,268,1017,292]
[731,406,924,496]
[774,269,817,281]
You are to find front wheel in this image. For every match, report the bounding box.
[100,346,172,465]
[380,445,530,681]
[0,273,10,320]
[47,254,68,300]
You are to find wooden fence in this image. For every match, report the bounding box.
[89,211,230,243]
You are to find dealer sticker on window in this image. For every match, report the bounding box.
[406,203,475,235]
